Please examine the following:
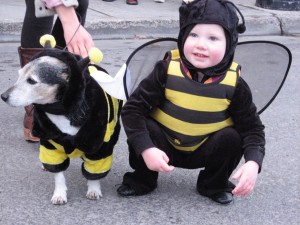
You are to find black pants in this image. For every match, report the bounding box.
[21,0,89,48]
[122,118,243,196]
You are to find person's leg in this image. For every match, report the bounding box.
[19,0,54,142]
[21,0,54,48]
[118,118,176,196]
[194,127,242,203]
[52,0,89,48]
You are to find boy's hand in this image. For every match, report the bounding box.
[141,147,174,173]
[231,161,259,196]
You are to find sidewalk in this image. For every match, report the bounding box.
[0,0,299,41]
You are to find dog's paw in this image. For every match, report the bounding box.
[86,180,102,200]
[51,191,67,205]
[86,190,102,200]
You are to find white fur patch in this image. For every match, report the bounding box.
[46,113,79,135]
[86,180,102,200]
[51,172,67,205]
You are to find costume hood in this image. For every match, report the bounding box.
[178,0,246,77]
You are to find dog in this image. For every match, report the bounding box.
[1,45,122,205]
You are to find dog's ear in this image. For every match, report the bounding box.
[77,47,103,70]
[60,71,70,82]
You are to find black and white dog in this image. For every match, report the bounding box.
[1,46,122,205]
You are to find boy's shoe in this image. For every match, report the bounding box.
[199,190,233,205]
[117,184,138,197]
[126,0,138,5]
[154,0,165,3]
[117,184,154,197]
[209,192,233,205]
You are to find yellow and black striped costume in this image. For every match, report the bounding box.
[35,82,122,180]
[151,50,240,152]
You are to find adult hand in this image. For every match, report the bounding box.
[141,147,174,173]
[231,160,259,196]
[55,5,94,58]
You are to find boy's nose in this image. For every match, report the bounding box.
[195,39,207,49]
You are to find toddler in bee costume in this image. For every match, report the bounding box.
[117,0,265,205]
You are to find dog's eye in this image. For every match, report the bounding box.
[27,78,37,85]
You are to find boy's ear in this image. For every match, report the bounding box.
[237,24,246,34]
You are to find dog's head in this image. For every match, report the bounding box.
[1,53,70,107]
[1,34,104,109]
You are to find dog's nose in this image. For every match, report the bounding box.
[1,93,8,102]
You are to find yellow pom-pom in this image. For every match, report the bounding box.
[88,47,103,64]
[88,66,97,74]
[39,34,56,48]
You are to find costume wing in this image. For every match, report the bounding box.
[234,41,292,114]
[123,38,178,99]
[117,38,292,114]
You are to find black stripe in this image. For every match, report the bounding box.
[158,103,230,124]
[167,75,235,99]
[162,126,207,147]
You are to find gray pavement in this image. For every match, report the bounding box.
[0,35,300,225]
[0,0,300,42]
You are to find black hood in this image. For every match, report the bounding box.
[178,0,246,77]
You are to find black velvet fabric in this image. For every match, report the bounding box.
[31,48,121,156]
[177,0,241,77]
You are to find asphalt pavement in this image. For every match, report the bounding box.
[0,0,299,225]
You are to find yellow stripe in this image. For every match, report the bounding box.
[219,71,237,86]
[68,148,84,158]
[48,139,64,151]
[230,61,238,71]
[170,49,180,59]
[168,61,182,77]
[151,108,233,136]
[104,97,119,142]
[165,88,231,112]
[169,137,208,152]
[39,145,68,165]
[82,155,113,174]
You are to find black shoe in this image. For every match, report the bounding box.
[117,184,138,197]
[209,192,233,205]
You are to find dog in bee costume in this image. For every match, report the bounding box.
[1,35,122,205]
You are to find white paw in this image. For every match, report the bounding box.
[51,172,67,205]
[86,180,102,200]
[51,191,67,205]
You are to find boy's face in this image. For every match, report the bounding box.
[183,24,226,69]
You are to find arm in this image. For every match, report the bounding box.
[229,77,265,196]
[36,0,94,57]
[55,5,94,58]
[121,60,174,172]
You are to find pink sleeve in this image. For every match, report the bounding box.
[41,0,63,9]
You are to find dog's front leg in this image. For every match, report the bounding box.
[51,172,67,205]
[86,180,102,200]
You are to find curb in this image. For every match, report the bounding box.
[0,10,299,42]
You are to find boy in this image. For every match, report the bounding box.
[117,0,265,205]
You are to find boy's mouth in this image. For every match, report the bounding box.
[194,53,208,58]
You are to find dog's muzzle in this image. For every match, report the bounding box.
[1,92,9,102]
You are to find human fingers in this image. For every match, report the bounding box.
[231,167,242,180]
[160,163,174,173]
[78,44,88,58]
[232,175,254,196]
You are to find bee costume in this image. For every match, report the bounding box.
[31,35,122,180]
[118,0,266,198]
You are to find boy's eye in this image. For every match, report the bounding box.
[189,32,198,38]
[209,36,218,41]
